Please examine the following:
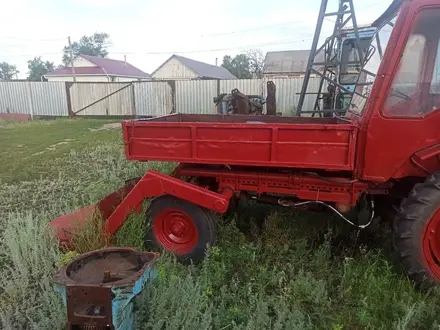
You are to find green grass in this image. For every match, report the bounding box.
[0,118,121,183]
[0,118,440,329]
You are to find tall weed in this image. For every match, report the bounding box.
[0,213,65,329]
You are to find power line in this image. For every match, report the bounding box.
[0,36,65,42]
[111,36,325,56]
[200,20,308,37]
[0,36,322,61]
[0,52,62,60]
[0,0,393,61]
[0,1,392,43]
[2,38,313,59]
[200,1,390,38]
[161,1,392,56]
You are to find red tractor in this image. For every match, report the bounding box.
[51,0,440,289]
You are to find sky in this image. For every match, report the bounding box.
[0,0,394,79]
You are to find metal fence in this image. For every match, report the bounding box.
[134,81,173,116]
[175,80,218,114]
[220,79,263,95]
[271,78,322,116]
[70,83,134,116]
[0,81,68,117]
[0,77,321,118]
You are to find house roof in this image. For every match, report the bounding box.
[45,54,151,78]
[263,50,325,74]
[152,54,236,79]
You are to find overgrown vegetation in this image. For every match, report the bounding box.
[0,119,439,329]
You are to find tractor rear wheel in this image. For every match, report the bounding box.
[146,195,216,263]
[394,172,440,289]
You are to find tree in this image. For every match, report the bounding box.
[246,49,265,78]
[221,54,252,79]
[62,32,110,65]
[221,49,265,79]
[27,57,55,81]
[0,62,19,80]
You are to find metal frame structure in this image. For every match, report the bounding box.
[296,0,372,116]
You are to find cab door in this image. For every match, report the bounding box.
[361,5,440,182]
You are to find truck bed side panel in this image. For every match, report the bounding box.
[123,116,357,171]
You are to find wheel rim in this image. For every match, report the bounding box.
[423,209,440,279]
[153,209,198,254]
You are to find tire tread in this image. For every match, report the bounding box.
[393,173,440,289]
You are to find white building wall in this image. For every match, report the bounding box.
[47,75,151,82]
[114,76,135,82]
[46,75,108,82]
[152,57,198,80]
[46,75,110,82]
[114,76,151,82]
[72,57,97,67]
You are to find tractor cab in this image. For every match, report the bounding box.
[345,1,440,182]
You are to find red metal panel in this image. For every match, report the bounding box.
[124,124,192,159]
[197,140,272,163]
[414,144,440,161]
[178,166,374,206]
[357,1,440,181]
[123,116,358,171]
[196,126,272,140]
[275,127,352,167]
[103,170,233,236]
[50,170,233,245]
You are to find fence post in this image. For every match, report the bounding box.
[131,83,137,116]
[27,81,34,120]
[166,80,176,114]
[65,82,74,117]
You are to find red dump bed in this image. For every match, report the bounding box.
[122,114,358,171]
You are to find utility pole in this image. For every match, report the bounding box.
[68,36,76,82]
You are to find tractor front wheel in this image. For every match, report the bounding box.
[394,172,440,289]
[146,195,216,263]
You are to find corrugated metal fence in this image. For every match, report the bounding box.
[271,78,322,116]
[0,77,322,117]
[134,81,173,116]
[0,82,68,116]
[173,77,322,115]
[70,83,134,116]
[176,80,218,114]
[220,79,263,95]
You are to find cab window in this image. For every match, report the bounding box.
[340,38,373,84]
[431,42,440,93]
[383,8,440,117]
[347,17,396,115]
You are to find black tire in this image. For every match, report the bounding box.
[145,195,216,263]
[394,172,440,289]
